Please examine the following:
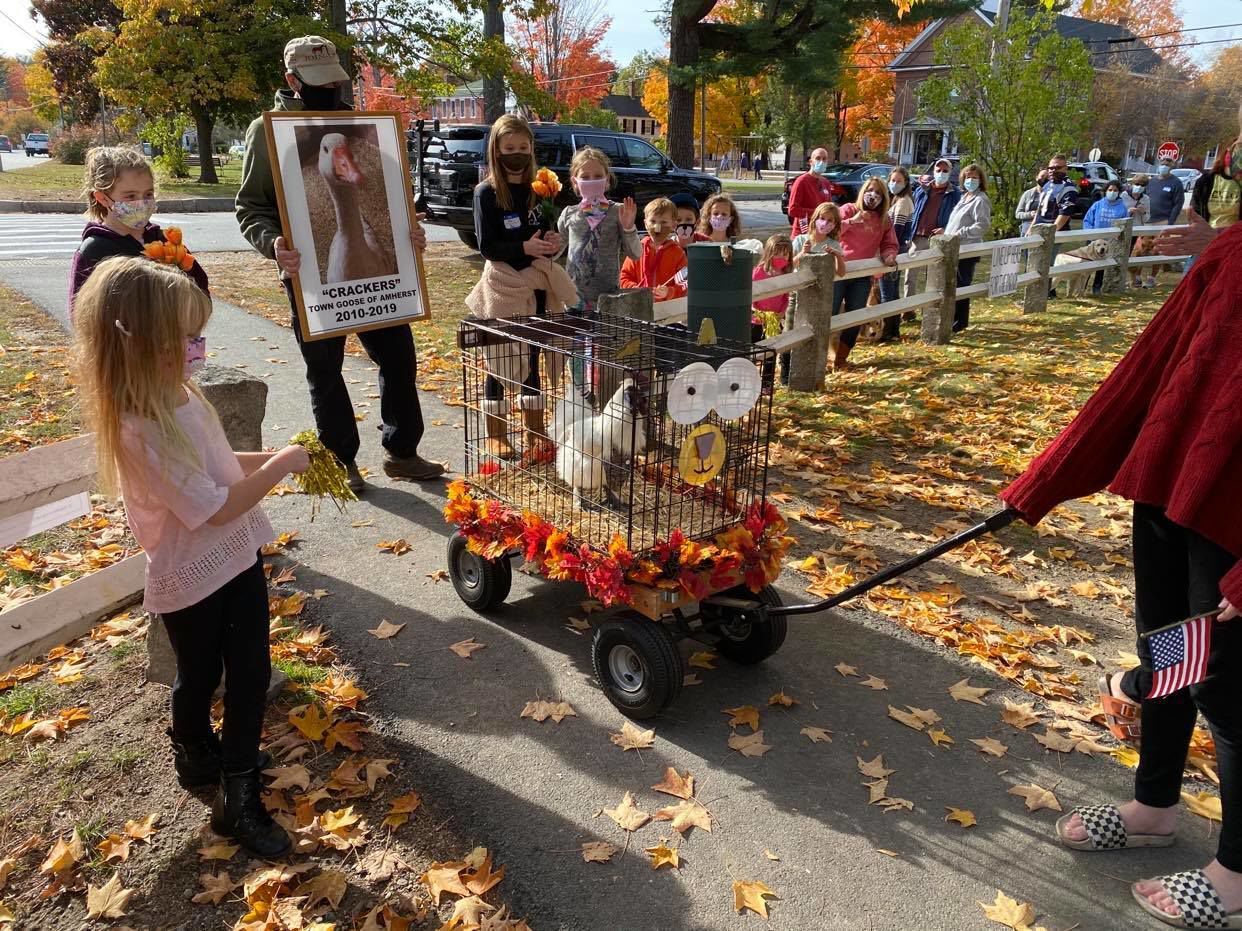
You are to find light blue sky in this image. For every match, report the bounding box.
[0,0,1232,68]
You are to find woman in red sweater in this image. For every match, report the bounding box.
[1002,220,1242,929]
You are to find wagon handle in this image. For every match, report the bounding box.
[768,507,1021,618]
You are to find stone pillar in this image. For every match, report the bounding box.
[922,233,958,345]
[1023,224,1056,315]
[193,364,268,451]
[598,289,655,323]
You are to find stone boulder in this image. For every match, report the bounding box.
[193,364,268,452]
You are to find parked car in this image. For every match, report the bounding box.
[414,123,722,249]
[24,132,50,157]
[913,154,961,187]
[1066,160,1119,216]
[1172,167,1201,192]
[228,142,246,158]
[779,162,893,218]
[0,136,11,153]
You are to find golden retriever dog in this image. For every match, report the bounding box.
[1053,238,1110,298]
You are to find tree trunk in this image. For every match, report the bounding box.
[483,0,506,122]
[192,105,218,184]
[332,0,355,106]
[667,2,700,168]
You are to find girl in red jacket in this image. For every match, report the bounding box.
[833,178,898,370]
[1003,222,1242,929]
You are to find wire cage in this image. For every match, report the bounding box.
[457,311,776,557]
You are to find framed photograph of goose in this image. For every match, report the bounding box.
[264,110,430,341]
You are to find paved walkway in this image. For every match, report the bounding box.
[0,255,1215,930]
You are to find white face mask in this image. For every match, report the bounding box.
[933,170,949,186]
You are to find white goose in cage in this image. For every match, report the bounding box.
[553,378,648,511]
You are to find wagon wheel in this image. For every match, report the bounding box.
[447,531,512,612]
[711,585,787,665]
[591,615,684,720]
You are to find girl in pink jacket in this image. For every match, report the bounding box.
[834,178,899,370]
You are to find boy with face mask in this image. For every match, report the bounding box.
[235,35,443,490]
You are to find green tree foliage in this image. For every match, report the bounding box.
[564,101,619,129]
[918,8,1093,235]
[94,0,320,184]
[30,0,121,124]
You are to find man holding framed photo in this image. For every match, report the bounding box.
[236,35,445,490]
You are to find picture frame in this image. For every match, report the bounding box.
[263,110,430,342]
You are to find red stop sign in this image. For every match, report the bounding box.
[1157,140,1180,162]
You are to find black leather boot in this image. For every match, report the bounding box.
[210,770,292,859]
[168,729,273,789]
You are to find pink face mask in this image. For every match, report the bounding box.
[709,215,731,232]
[576,177,607,202]
[770,256,789,270]
[815,218,833,235]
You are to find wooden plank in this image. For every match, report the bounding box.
[896,248,941,271]
[0,554,145,668]
[1056,227,1121,244]
[1133,223,1189,236]
[829,292,941,333]
[652,297,689,323]
[757,325,814,352]
[1049,258,1115,278]
[955,282,990,301]
[751,266,814,300]
[1129,253,1190,267]
[0,492,90,550]
[837,257,888,281]
[957,234,1042,259]
[0,434,96,523]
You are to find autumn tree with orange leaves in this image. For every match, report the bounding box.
[511,0,616,121]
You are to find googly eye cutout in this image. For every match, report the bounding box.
[668,361,718,425]
[714,357,762,420]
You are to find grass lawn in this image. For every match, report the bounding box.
[0,160,241,201]
[720,179,785,195]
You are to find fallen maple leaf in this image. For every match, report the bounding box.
[288,703,332,741]
[604,792,650,832]
[464,852,505,895]
[928,728,954,748]
[86,873,133,919]
[191,871,236,905]
[449,637,486,659]
[452,895,496,925]
[610,721,655,751]
[1033,729,1077,753]
[39,831,83,874]
[654,799,712,834]
[1008,783,1062,813]
[834,662,859,677]
[733,879,778,918]
[948,678,991,704]
[580,840,618,863]
[368,619,405,640]
[888,705,926,731]
[859,675,889,690]
[263,764,311,792]
[652,767,694,800]
[520,699,577,724]
[646,841,680,870]
[857,754,895,778]
[324,720,369,752]
[768,691,798,708]
[978,890,1035,929]
[688,651,717,669]
[727,730,772,758]
[945,807,977,828]
[1001,700,1041,730]
[364,758,395,791]
[295,869,348,910]
[376,539,412,555]
[801,726,832,743]
[1111,746,1140,768]
[123,813,158,843]
[723,705,760,731]
[198,841,240,861]
[382,792,423,830]
[97,834,131,863]
[1182,791,1222,822]
[865,777,889,804]
[971,737,1009,758]
[419,862,470,905]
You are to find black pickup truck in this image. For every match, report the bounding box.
[410,122,722,249]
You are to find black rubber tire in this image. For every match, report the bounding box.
[591,615,684,719]
[447,531,511,612]
[458,230,480,251]
[714,585,788,665]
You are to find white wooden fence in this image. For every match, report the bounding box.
[600,217,1197,392]
[0,435,144,667]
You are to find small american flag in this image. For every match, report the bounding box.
[673,266,689,286]
[1146,614,1213,699]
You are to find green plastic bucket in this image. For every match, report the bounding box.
[686,242,755,345]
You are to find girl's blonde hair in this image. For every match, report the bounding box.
[82,146,155,221]
[485,114,536,212]
[74,256,213,494]
[697,193,741,237]
[759,233,792,272]
[569,145,614,190]
[857,177,890,213]
[809,201,842,232]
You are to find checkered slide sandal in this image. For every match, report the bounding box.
[1055,804,1175,851]
[1132,870,1242,929]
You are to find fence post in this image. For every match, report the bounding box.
[787,252,836,392]
[1105,216,1133,294]
[921,232,958,345]
[1023,223,1055,314]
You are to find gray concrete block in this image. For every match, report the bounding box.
[193,364,268,452]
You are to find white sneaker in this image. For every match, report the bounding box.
[1143,278,1156,289]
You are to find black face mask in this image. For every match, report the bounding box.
[298,81,344,111]
[499,152,531,173]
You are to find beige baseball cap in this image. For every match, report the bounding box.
[284,36,349,86]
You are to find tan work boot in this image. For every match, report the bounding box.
[521,405,554,465]
[482,400,516,460]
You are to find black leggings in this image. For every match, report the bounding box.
[484,289,546,402]
[160,558,270,774]
[831,277,871,350]
[1120,504,1241,869]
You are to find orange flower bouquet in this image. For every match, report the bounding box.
[144,226,196,272]
[531,167,562,230]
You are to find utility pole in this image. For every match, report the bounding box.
[991,0,1010,70]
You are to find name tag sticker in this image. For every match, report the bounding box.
[503,213,521,229]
